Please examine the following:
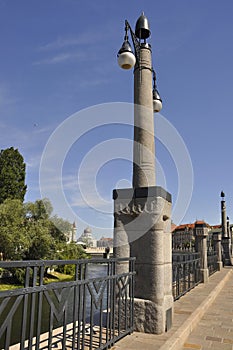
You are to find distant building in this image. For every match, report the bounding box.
[67,222,77,243]
[172,220,212,251]
[97,236,113,248]
[77,227,97,248]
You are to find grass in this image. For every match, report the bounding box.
[43,271,74,284]
[0,271,74,291]
[0,283,23,291]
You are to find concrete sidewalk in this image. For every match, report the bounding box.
[113,267,233,350]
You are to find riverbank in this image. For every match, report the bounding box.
[0,271,73,291]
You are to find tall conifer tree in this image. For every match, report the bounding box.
[0,147,27,203]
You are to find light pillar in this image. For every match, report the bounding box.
[221,192,232,266]
[114,13,173,334]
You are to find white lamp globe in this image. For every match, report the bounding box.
[153,98,162,113]
[118,51,136,70]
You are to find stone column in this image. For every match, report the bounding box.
[194,224,209,283]
[213,232,223,270]
[133,44,155,188]
[227,217,232,257]
[221,197,227,238]
[221,194,232,266]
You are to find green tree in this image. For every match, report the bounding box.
[0,147,27,204]
[24,199,67,244]
[50,215,72,243]
[0,196,78,262]
[0,199,29,260]
[24,199,62,259]
[56,242,88,275]
[25,223,56,260]
[24,198,52,221]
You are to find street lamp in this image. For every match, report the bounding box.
[117,12,162,113]
[117,12,162,187]
[114,14,174,334]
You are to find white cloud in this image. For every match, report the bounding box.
[38,32,111,52]
[33,52,85,65]
[79,78,109,88]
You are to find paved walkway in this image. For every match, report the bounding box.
[113,267,233,350]
[182,267,233,350]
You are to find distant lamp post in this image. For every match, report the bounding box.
[220,191,232,266]
[117,12,162,114]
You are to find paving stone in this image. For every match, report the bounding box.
[208,345,232,350]
[205,336,222,342]
[183,342,202,349]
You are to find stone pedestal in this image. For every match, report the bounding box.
[213,232,223,270]
[113,186,173,334]
[194,223,209,283]
[222,237,232,266]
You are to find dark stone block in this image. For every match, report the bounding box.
[113,186,172,203]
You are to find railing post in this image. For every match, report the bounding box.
[213,232,223,270]
[194,223,209,283]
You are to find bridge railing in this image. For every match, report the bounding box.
[0,258,135,350]
[207,251,218,276]
[172,252,201,300]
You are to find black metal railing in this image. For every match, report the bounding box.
[207,251,218,276]
[0,258,135,350]
[172,252,201,301]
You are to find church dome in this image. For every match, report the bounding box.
[84,227,92,234]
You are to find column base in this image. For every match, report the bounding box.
[217,261,223,271]
[222,238,232,266]
[134,298,173,334]
[200,268,209,283]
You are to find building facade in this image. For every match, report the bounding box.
[172,221,213,251]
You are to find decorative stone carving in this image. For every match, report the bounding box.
[115,199,167,217]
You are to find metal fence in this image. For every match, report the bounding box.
[207,251,218,276]
[172,252,201,301]
[0,258,135,350]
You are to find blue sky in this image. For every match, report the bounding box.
[0,0,233,239]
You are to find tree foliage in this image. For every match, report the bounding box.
[0,198,75,261]
[56,242,88,275]
[0,199,29,260]
[0,147,27,204]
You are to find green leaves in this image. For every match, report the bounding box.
[0,147,27,204]
[0,199,29,260]
[0,147,81,263]
[0,198,75,261]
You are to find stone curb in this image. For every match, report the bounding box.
[159,268,233,350]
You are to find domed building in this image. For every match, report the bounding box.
[77,227,97,247]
